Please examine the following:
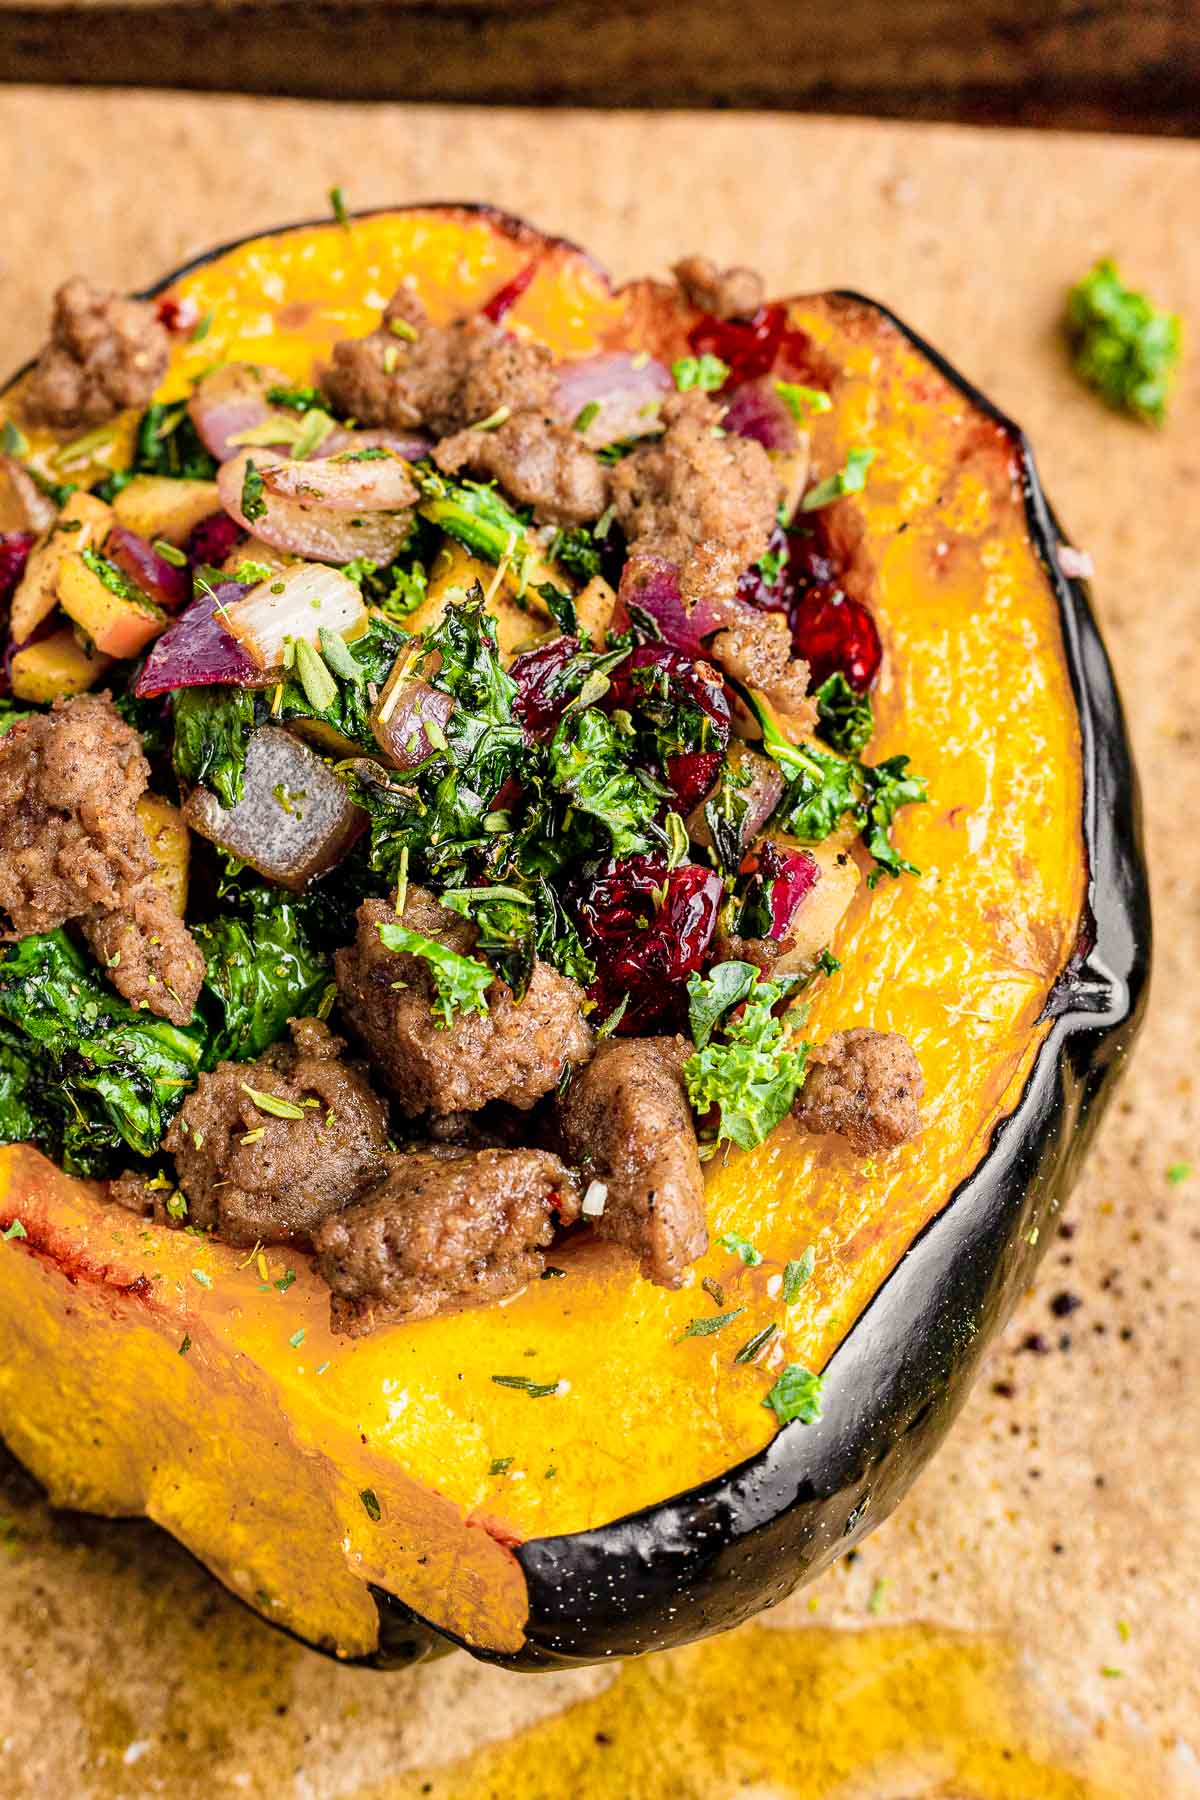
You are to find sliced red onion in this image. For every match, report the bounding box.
[766,847,820,938]
[554,352,673,449]
[223,562,366,670]
[106,525,192,612]
[260,450,416,513]
[617,553,726,659]
[722,379,799,452]
[217,449,415,566]
[1057,544,1095,580]
[481,260,538,322]
[188,362,298,463]
[315,426,433,462]
[134,582,263,697]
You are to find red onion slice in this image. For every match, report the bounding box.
[617,553,726,659]
[107,525,192,611]
[314,426,433,462]
[721,379,799,453]
[188,363,297,463]
[217,450,415,566]
[554,352,673,448]
[135,582,263,696]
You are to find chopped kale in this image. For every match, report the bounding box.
[548,706,666,859]
[1065,258,1181,425]
[415,469,530,566]
[763,1364,824,1425]
[0,931,204,1174]
[171,684,259,810]
[685,962,810,1151]
[814,672,874,756]
[194,885,333,1065]
[376,920,493,1028]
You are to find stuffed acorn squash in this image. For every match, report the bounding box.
[0,207,1147,1667]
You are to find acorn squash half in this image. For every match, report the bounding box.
[0,207,1149,1668]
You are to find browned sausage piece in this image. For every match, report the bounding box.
[82,880,204,1027]
[320,295,557,437]
[335,887,593,1117]
[609,391,779,611]
[23,278,169,430]
[313,1145,580,1335]
[793,1027,924,1154]
[557,1036,708,1288]
[0,693,154,938]
[163,1017,390,1246]
[672,255,765,321]
[434,412,608,526]
[708,609,814,729]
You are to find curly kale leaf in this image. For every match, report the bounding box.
[194,884,333,1065]
[171,684,258,810]
[548,706,666,859]
[415,469,531,566]
[684,962,809,1151]
[1065,258,1181,425]
[0,931,204,1173]
[749,689,926,882]
[814,672,874,757]
[376,919,493,1028]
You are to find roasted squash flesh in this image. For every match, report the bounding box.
[0,210,1086,1660]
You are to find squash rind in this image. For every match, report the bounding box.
[0,214,1149,1670]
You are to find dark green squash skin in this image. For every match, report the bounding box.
[3,213,1151,1672]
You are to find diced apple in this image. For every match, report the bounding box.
[57,553,166,659]
[9,629,112,703]
[136,795,190,917]
[111,476,221,546]
[9,491,113,644]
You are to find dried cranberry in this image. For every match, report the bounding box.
[759,841,820,939]
[665,750,724,814]
[480,260,538,323]
[576,854,723,1031]
[510,636,582,735]
[790,584,882,693]
[156,293,200,334]
[0,532,35,616]
[688,304,816,388]
[186,510,244,570]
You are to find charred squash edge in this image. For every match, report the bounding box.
[0,207,1150,1671]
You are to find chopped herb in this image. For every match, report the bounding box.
[166,1189,188,1221]
[152,538,188,568]
[866,1576,887,1615]
[81,547,159,611]
[377,921,493,1028]
[733,1323,778,1363]
[292,637,339,712]
[240,1082,307,1120]
[814,672,874,756]
[388,316,418,342]
[676,1308,745,1342]
[289,1327,305,1349]
[1,1219,27,1241]
[1,420,29,458]
[701,1275,726,1309]
[179,1334,192,1355]
[1116,1620,1131,1643]
[816,949,841,978]
[191,1268,213,1289]
[191,311,213,343]
[782,1246,816,1303]
[718,1229,763,1267]
[330,185,350,228]
[489,1457,514,1476]
[672,353,730,392]
[274,1268,297,1293]
[1065,258,1181,424]
[573,400,602,433]
[762,1363,824,1425]
[359,1486,381,1520]
[490,1374,561,1397]
[240,459,267,523]
[1166,1162,1191,1185]
[800,448,876,511]
[266,384,323,413]
[775,381,832,421]
[1100,1666,1124,1680]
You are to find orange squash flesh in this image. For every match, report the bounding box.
[0,210,1086,1658]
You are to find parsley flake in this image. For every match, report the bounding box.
[2,1219,27,1241]
[672,353,730,392]
[801,448,876,511]
[762,1363,823,1426]
[1065,259,1181,424]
